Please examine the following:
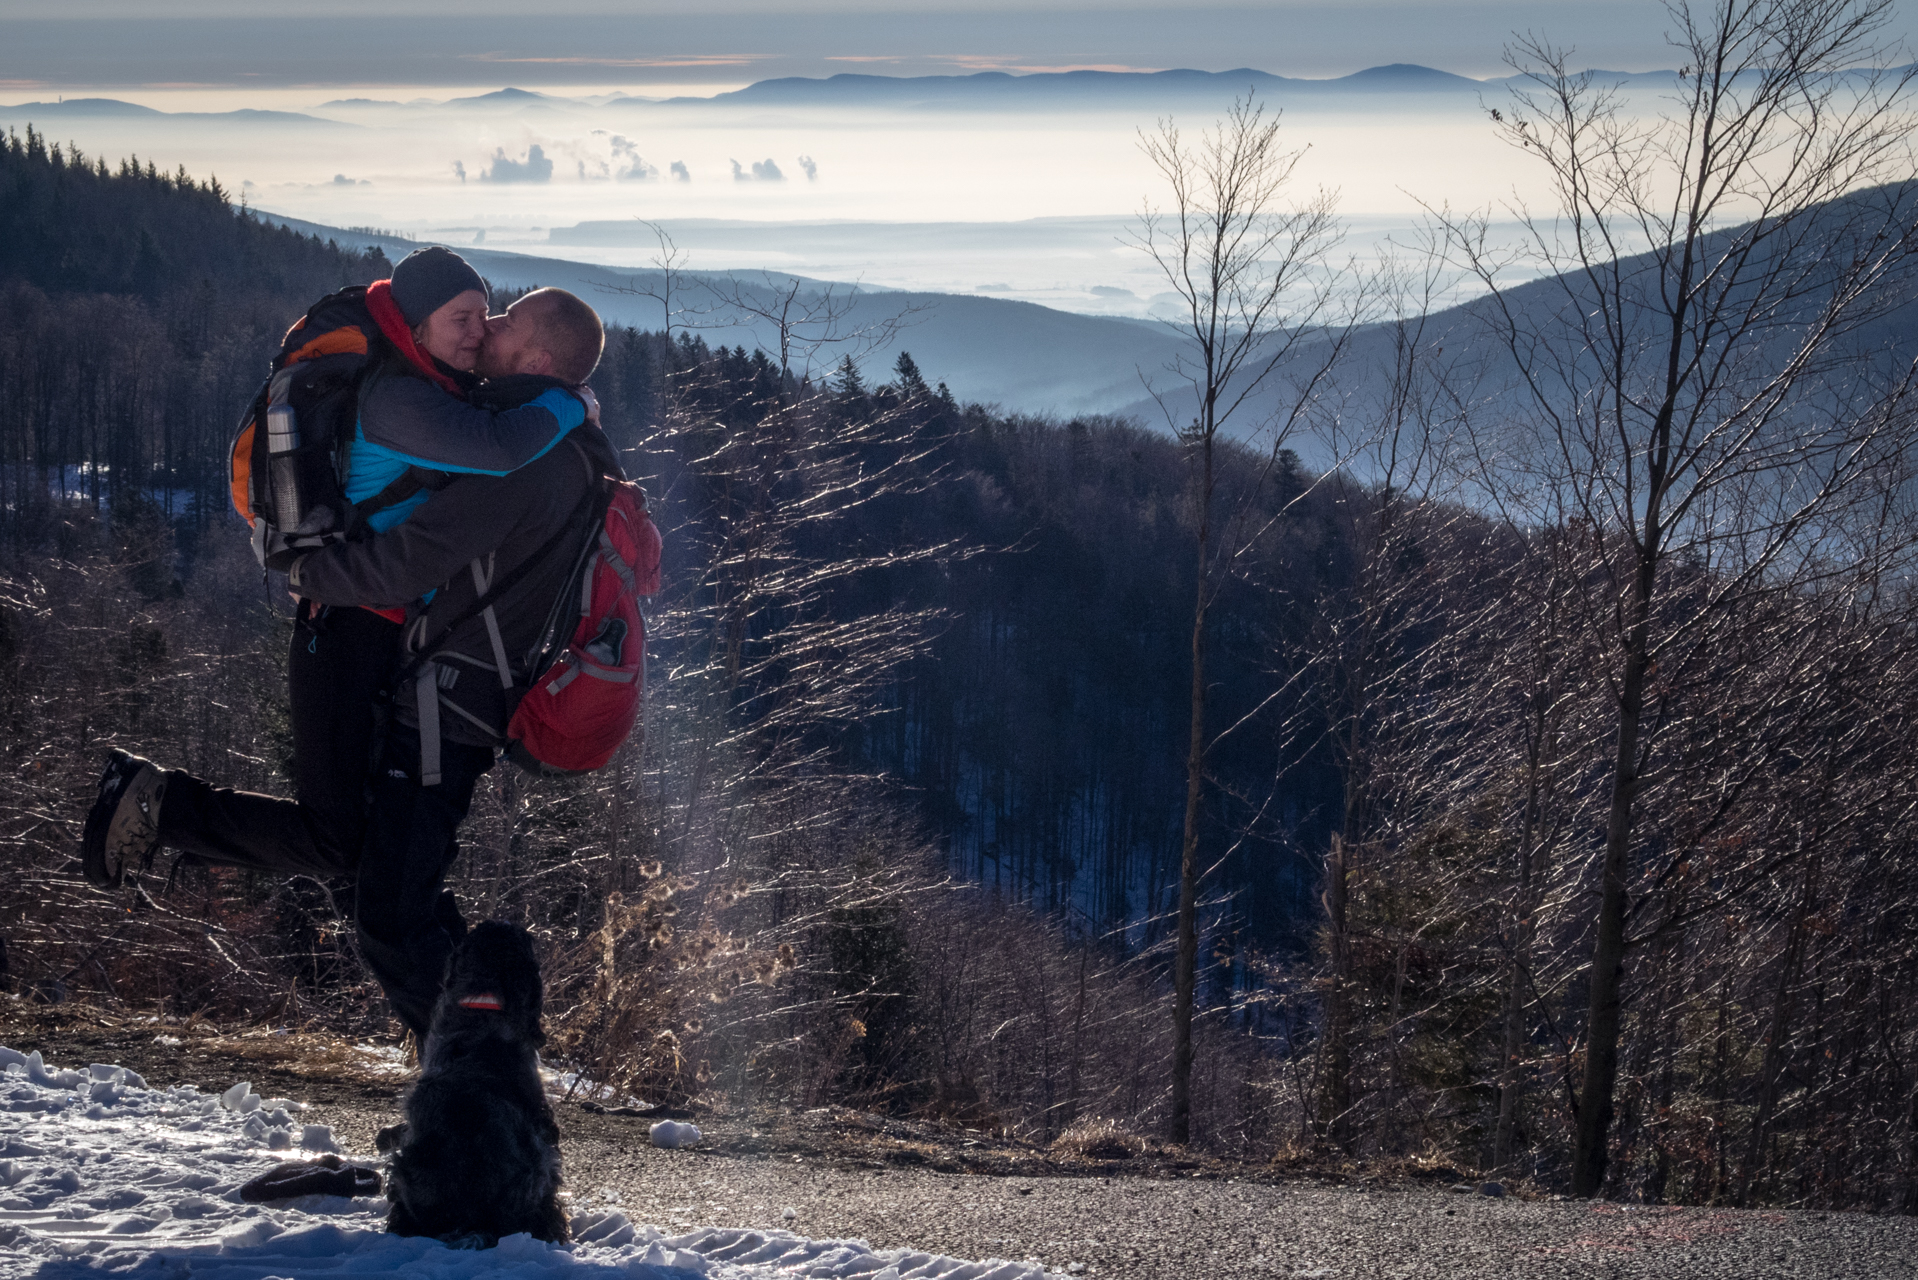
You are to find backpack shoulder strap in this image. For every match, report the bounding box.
[395,464,611,689]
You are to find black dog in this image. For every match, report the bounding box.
[377,920,569,1247]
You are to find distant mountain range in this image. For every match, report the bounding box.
[9,63,1906,122]
[0,65,1700,123]
[318,87,589,113]
[678,62,1911,112]
[0,98,349,126]
[676,64,1504,109]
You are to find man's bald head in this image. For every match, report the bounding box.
[478,288,605,384]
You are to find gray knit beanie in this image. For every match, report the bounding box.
[390,247,487,325]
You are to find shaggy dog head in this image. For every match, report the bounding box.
[425,919,546,1057]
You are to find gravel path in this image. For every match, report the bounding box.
[561,1133,1918,1280]
[348,1093,1918,1280]
[5,1008,1913,1280]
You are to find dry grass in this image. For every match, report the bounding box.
[1051,1116,1151,1161]
[191,1028,414,1083]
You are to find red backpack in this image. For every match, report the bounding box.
[505,477,663,775]
[394,462,664,781]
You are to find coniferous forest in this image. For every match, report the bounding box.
[6,37,1918,1218]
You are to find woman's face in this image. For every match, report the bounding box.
[412,289,488,371]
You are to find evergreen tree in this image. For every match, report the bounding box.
[893,351,929,399]
[834,354,866,399]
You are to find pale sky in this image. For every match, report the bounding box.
[10,2,1893,95]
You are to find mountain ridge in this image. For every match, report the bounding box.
[676,64,1502,108]
[249,210,1189,419]
[2,64,1735,123]
[0,99,349,126]
[20,63,1910,121]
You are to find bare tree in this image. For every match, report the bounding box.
[1443,0,1918,1196]
[614,219,694,333]
[1487,531,1587,1175]
[693,272,928,382]
[1295,232,1480,1148]
[1132,94,1355,1144]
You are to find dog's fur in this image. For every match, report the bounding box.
[377,920,569,1247]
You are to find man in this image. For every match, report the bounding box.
[283,294,613,1034]
[81,271,610,1037]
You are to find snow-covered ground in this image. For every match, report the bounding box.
[0,1045,1044,1280]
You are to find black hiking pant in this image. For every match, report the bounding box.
[156,605,401,878]
[155,604,494,1039]
[352,723,495,1040]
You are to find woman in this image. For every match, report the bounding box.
[83,247,590,886]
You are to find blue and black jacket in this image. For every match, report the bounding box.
[346,357,586,533]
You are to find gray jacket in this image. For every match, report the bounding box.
[291,424,621,777]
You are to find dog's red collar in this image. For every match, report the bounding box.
[457,993,504,1012]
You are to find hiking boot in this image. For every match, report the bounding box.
[81,750,168,890]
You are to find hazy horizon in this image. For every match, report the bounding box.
[4,0,1908,318]
[0,66,1621,319]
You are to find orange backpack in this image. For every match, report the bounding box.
[230,280,455,563]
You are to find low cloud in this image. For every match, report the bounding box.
[452,160,466,183]
[732,157,784,182]
[797,155,817,181]
[332,173,368,186]
[607,134,657,181]
[482,144,553,184]
[669,161,690,182]
[1088,285,1135,298]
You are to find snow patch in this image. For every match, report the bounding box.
[649,1120,702,1149]
[542,1065,651,1108]
[301,1122,341,1153]
[0,1044,1044,1280]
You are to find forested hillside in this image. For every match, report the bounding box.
[6,108,1918,1217]
[0,125,389,531]
[581,332,1341,961]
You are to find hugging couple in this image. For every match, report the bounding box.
[82,245,616,1039]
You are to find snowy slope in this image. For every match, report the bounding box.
[0,1046,1043,1280]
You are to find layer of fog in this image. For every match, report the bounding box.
[0,86,1578,318]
